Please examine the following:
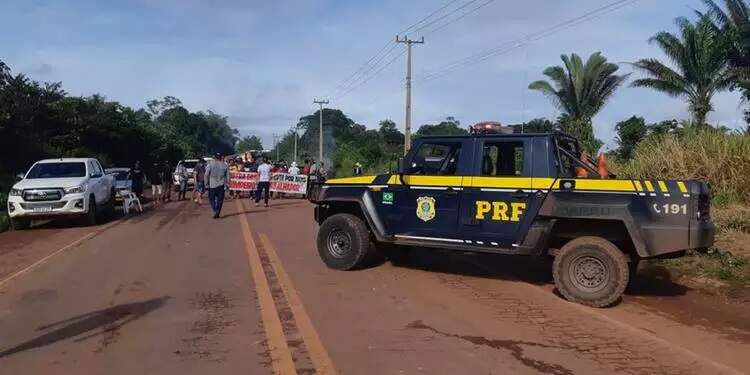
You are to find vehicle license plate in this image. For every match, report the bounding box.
[33,205,52,212]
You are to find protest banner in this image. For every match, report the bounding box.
[270,173,308,194]
[228,172,307,194]
[228,172,258,191]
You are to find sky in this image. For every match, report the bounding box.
[2,0,747,150]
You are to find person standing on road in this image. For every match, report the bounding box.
[175,162,188,201]
[148,162,163,206]
[205,153,229,218]
[193,158,206,204]
[255,157,272,207]
[317,161,328,183]
[353,162,362,176]
[129,161,145,198]
[161,161,173,203]
[289,162,300,175]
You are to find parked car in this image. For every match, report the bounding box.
[104,167,133,201]
[7,158,116,229]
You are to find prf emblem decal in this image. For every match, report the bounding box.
[416,196,436,222]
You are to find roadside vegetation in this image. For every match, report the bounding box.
[0,61,241,231]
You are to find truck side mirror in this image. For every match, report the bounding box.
[15,173,24,181]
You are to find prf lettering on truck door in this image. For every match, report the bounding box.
[475,201,527,222]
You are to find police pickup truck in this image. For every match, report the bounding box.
[309,130,714,307]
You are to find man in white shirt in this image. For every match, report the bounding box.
[288,162,300,175]
[255,157,272,207]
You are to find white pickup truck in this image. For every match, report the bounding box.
[6,158,116,230]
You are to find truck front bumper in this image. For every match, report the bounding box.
[7,193,89,219]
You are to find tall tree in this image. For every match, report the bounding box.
[236,135,264,152]
[415,117,468,137]
[631,17,733,125]
[529,52,628,153]
[702,0,750,98]
[614,116,648,159]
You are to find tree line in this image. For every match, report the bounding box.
[0,61,239,181]
[528,0,750,155]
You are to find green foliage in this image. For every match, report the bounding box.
[415,117,468,137]
[529,52,629,122]
[614,116,648,159]
[236,135,264,153]
[631,16,733,125]
[0,60,238,183]
[702,0,750,106]
[558,115,603,154]
[618,130,750,204]
[512,118,557,133]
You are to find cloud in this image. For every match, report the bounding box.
[1,0,745,153]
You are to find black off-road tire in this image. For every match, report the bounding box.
[85,196,98,226]
[553,236,629,308]
[104,189,116,218]
[317,213,375,270]
[10,217,31,230]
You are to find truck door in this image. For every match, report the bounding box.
[88,161,105,203]
[461,138,536,248]
[395,139,471,241]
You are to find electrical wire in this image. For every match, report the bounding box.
[416,0,640,84]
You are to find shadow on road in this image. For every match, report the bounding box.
[388,247,689,299]
[0,296,170,359]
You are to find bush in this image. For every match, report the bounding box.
[618,130,750,204]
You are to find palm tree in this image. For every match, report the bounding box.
[529,52,628,153]
[702,0,750,95]
[529,52,629,122]
[631,17,733,125]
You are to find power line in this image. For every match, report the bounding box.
[412,0,484,34]
[330,0,492,100]
[328,0,462,98]
[416,0,640,84]
[421,0,495,36]
[333,49,407,101]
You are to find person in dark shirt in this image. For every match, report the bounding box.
[148,162,163,205]
[160,162,173,202]
[193,159,206,204]
[128,161,145,197]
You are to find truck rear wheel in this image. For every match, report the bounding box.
[317,213,375,270]
[553,236,629,308]
[10,217,31,230]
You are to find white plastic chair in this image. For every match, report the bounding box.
[121,190,143,215]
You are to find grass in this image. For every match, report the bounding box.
[657,249,750,284]
[617,130,750,204]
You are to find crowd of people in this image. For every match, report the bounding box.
[123,153,332,219]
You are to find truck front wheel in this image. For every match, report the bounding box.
[317,213,375,270]
[85,196,98,226]
[10,217,31,230]
[553,236,629,308]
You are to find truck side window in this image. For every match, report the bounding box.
[412,143,461,175]
[481,141,524,176]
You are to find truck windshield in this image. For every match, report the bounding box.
[26,162,87,179]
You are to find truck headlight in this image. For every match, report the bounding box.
[64,183,87,194]
[9,188,22,196]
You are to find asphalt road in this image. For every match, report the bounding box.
[0,198,749,374]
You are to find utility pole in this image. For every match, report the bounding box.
[272,133,280,161]
[313,99,329,163]
[396,35,424,155]
[293,125,298,163]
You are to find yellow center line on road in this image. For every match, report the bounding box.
[0,219,121,290]
[259,233,337,375]
[235,200,297,375]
